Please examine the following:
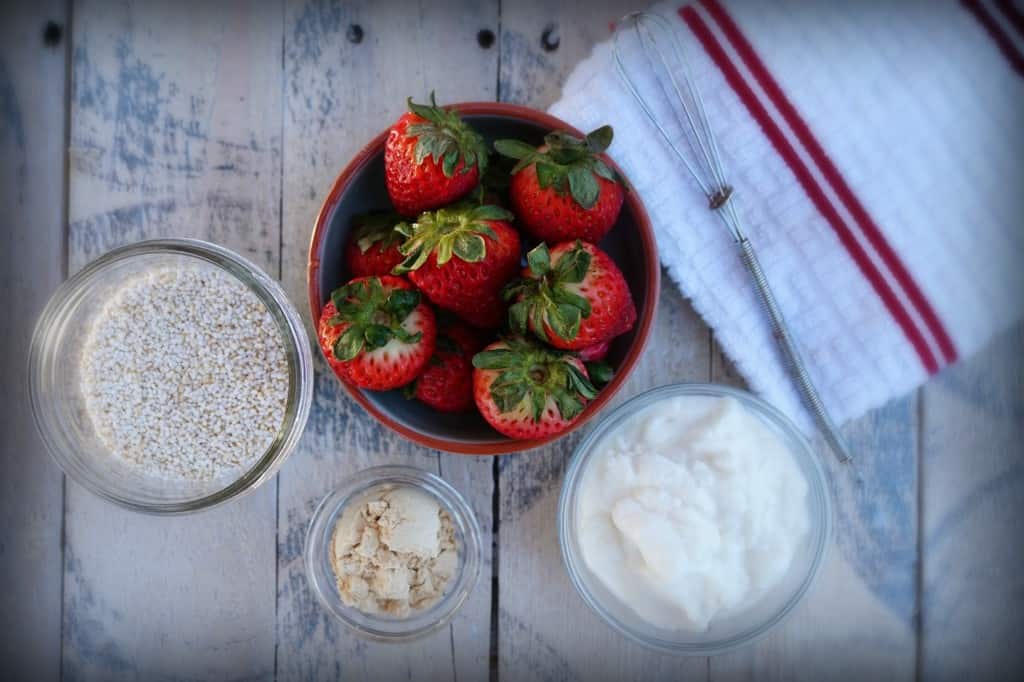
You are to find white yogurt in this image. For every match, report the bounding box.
[576,395,809,631]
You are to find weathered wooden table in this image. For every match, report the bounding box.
[3,1,1022,680]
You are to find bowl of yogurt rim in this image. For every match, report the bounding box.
[558,383,832,654]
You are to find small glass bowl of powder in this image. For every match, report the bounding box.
[304,466,482,641]
[29,239,313,513]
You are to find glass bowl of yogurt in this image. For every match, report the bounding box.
[558,383,832,655]
[304,466,482,641]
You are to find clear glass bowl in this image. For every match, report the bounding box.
[558,383,832,655]
[304,466,483,641]
[29,238,314,514]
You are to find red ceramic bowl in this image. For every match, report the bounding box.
[308,102,659,455]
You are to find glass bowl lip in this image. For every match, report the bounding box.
[28,237,314,515]
[303,465,483,642]
[557,382,833,655]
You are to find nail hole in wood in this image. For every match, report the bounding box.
[43,21,63,47]
[347,24,364,44]
[541,23,559,52]
[477,29,495,49]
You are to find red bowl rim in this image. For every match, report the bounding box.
[307,101,660,455]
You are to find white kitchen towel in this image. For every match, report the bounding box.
[550,0,1024,432]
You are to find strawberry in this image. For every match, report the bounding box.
[494,125,624,243]
[472,337,598,439]
[393,204,521,329]
[408,321,484,413]
[384,93,489,217]
[317,276,436,391]
[504,241,636,350]
[344,212,406,278]
[577,339,610,362]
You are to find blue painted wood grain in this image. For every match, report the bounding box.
[63,2,284,679]
[274,1,499,680]
[1,4,68,678]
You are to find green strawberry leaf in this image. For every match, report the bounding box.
[475,338,600,426]
[326,277,426,361]
[502,279,527,302]
[333,326,366,361]
[507,301,529,333]
[394,204,507,273]
[591,158,616,182]
[436,237,455,266]
[529,389,547,422]
[535,162,563,190]
[553,390,584,421]
[393,244,429,274]
[565,363,599,399]
[406,92,445,124]
[585,125,614,153]
[393,328,423,345]
[544,131,583,154]
[364,324,392,350]
[473,349,516,370]
[529,305,549,342]
[452,232,487,262]
[492,376,527,413]
[383,289,421,319]
[550,287,591,317]
[526,243,551,277]
[497,126,619,208]
[442,147,460,177]
[568,165,600,209]
[493,139,537,160]
[553,242,591,283]
[405,92,488,178]
[585,361,614,386]
[552,304,583,341]
[367,277,385,301]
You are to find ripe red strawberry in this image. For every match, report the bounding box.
[394,204,521,329]
[495,125,624,243]
[384,93,489,217]
[577,339,610,362]
[408,321,484,413]
[317,276,436,391]
[472,337,598,440]
[504,241,636,350]
[344,212,406,278]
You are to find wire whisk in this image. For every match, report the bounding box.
[613,11,852,464]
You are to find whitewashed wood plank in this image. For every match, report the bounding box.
[0,3,67,680]
[277,2,498,679]
[920,323,1023,681]
[497,2,711,678]
[65,1,283,679]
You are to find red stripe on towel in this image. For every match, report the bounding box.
[701,0,958,366]
[679,4,941,373]
[963,0,1024,76]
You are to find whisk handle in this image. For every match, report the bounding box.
[737,237,852,463]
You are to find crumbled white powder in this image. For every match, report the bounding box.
[78,265,289,481]
[331,486,459,617]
